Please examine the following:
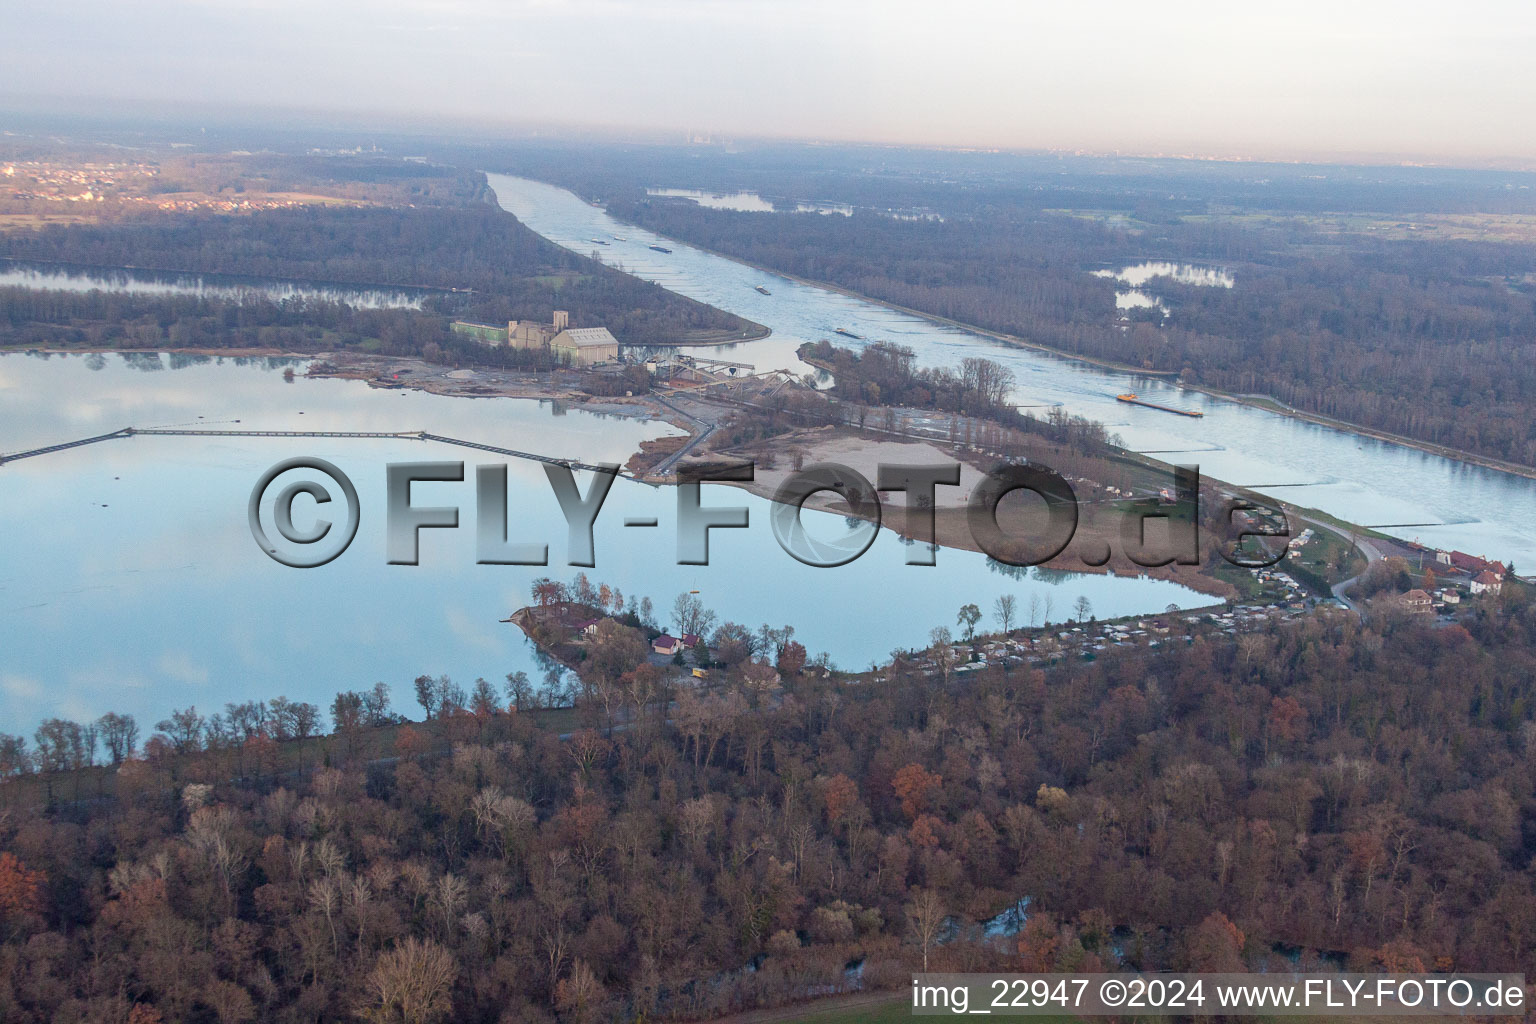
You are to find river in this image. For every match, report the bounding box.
[488,173,1536,571]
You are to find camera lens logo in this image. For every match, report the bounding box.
[248,457,360,568]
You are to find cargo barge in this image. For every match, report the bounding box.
[1116,393,1204,417]
[649,244,672,254]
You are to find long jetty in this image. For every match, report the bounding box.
[0,427,616,475]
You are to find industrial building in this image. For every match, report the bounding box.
[551,326,619,364]
[450,310,618,365]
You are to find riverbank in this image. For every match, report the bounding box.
[665,322,774,346]
[1179,382,1536,482]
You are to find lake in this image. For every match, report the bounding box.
[0,352,1209,734]
[488,173,1536,572]
[1093,261,1235,316]
[645,187,855,217]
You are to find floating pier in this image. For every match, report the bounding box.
[1116,393,1204,418]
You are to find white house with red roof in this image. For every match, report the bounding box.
[1471,571,1503,596]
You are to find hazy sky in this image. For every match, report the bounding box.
[4,0,1535,162]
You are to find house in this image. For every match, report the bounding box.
[574,618,603,638]
[1440,589,1461,605]
[1471,571,1503,596]
[1400,589,1434,614]
[1442,550,1506,578]
[652,634,681,656]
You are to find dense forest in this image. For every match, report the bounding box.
[2,578,1535,1023]
[0,166,759,352]
[590,190,1536,467]
[0,286,570,369]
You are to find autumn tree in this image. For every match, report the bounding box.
[777,640,809,675]
[0,851,44,939]
[1185,911,1246,972]
[891,763,943,819]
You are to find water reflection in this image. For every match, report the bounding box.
[0,352,1210,733]
[0,258,432,309]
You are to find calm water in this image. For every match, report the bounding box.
[0,258,432,309]
[489,174,1536,569]
[0,352,1208,733]
[647,188,777,213]
[1093,261,1234,315]
[645,187,853,217]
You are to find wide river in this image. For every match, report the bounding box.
[0,353,1207,734]
[489,174,1536,572]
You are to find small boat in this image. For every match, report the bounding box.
[834,327,861,339]
[590,238,609,245]
[649,244,672,254]
[754,285,771,295]
[613,236,627,241]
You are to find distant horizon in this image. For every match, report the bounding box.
[4,0,1535,171]
[5,93,1536,177]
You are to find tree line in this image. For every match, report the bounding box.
[0,178,759,352]
[1,577,1535,1021]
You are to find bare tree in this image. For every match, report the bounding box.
[906,888,946,972]
[994,594,1017,634]
[96,712,139,765]
[429,873,468,939]
[672,592,716,639]
[156,707,205,754]
[504,671,534,712]
[361,937,458,1024]
[555,959,605,1024]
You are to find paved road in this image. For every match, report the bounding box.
[1292,511,1384,611]
[649,393,726,477]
